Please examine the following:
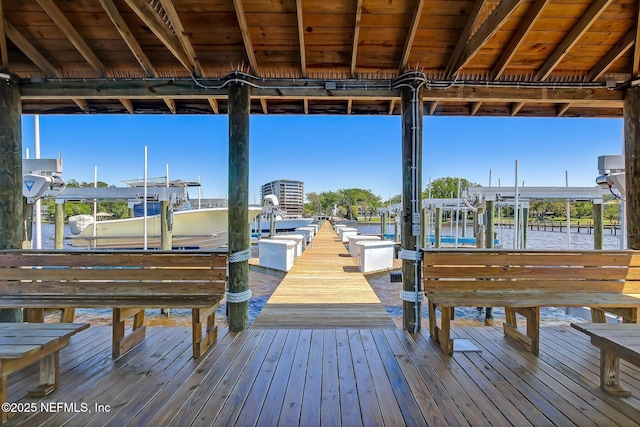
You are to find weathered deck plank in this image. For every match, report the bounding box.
[4,325,640,426]
[252,223,396,328]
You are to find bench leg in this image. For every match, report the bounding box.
[503,307,540,355]
[60,308,75,323]
[428,300,438,341]
[23,308,45,323]
[112,308,146,358]
[28,352,58,397]
[438,306,454,354]
[600,349,631,397]
[192,305,219,358]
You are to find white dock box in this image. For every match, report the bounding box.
[334,224,348,234]
[339,227,359,242]
[259,239,296,272]
[348,235,381,257]
[270,234,305,257]
[295,227,315,243]
[357,240,395,273]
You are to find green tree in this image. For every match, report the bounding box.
[337,188,381,221]
[425,177,480,199]
[304,192,323,216]
[320,191,340,215]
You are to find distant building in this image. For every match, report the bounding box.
[261,179,304,217]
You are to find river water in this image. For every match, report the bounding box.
[36,222,618,328]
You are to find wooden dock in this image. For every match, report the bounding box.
[252,223,396,329]
[4,325,640,426]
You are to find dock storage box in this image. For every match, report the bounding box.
[259,239,297,272]
[348,235,381,257]
[357,241,395,273]
[339,227,359,242]
[270,234,305,257]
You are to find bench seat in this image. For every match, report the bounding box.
[0,250,227,359]
[423,249,640,355]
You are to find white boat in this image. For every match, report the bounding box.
[258,195,314,232]
[69,206,263,250]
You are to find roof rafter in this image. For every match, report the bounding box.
[347,99,353,114]
[450,0,525,77]
[350,0,363,77]
[557,103,571,117]
[535,0,614,81]
[295,0,307,76]
[73,99,90,113]
[35,0,106,76]
[122,0,196,76]
[445,0,487,78]
[261,98,268,114]
[99,0,156,77]
[303,98,309,114]
[493,0,548,79]
[429,101,438,115]
[587,28,635,81]
[208,98,219,114]
[158,0,202,77]
[119,98,135,114]
[0,0,7,68]
[399,0,426,72]
[163,98,176,114]
[511,101,525,116]
[470,102,482,116]
[4,20,58,77]
[388,99,396,115]
[232,0,259,75]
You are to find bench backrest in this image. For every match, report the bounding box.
[422,249,640,293]
[0,250,227,298]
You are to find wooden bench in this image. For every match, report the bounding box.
[571,322,640,397]
[0,322,89,423]
[0,250,227,358]
[422,249,640,355]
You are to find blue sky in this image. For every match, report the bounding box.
[21,114,623,202]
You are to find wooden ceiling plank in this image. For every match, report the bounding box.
[388,99,396,115]
[163,98,177,114]
[451,0,525,76]
[295,0,307,77]
[36,0,106,76]
[232,0,259,75]
[158,0,202,77]
[350,0,363,77]
[399,0,426,72]
[0,0,8,68]
[4,20,58,77]
[445,0,487,78]
[493,0,548,80]
[261,98,268,114]
[535,0,614,81]
[123,0,195,76]
[120,98,134,114]
[208,98,219,114]
[587,28,635,82]
[99,0,156,77]
[634,4,640,76]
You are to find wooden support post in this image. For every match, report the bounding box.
[461,212,467,237]
[400,83,423,333]
[160,200,172,250]
[269,212,276,237]
[0,72,23,323]
[522,207,529,249]
[381,212,387,238]
[420,207,427,248]
[22,198,32,249]
[625,86,640,249]
[54,202,65,249]
[486,200,495,249]
[228,82,250,331]
[593,202,604,250]
[475,206,484,248]
[434,207,442,248]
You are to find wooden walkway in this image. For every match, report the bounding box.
[4,325,640,426]
[252,223,395,329]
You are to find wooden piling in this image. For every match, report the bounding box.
[54,203,65,249]
[160,200,172,250]
[0,72,23,322]
[593,203,604,250]
[625,86,640,249]
[486,200,495,249]
[400,84,422,333]
[227,83,250,331]
[522,207,529,249]
[381,212,387,238]
[435,207,442,248]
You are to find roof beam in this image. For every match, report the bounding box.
[158,0,202,77]
[120,98,135,114]
[450,0,525,77]
[261,98,268,114]
[445,0,487,78]
[36,0,106,76]
[470,102,482,116]
[295,0,307,76]
[557,103,571,117]
[4,20,58,77]
[511,101,525,116]
[232,0,259,75]
[635,5,640,76]
[99,0,156,77]
[399,0,426,72]
[535,0,613,81]
[208,98,219,114]
[303,98,309,114]
[493,0,548,79]
[123,0,196,76]
[350,0,363,77]
[73,99,90,113]
[163,98,176,114]
[388,99,396,115]
[429,101,438,115]
[0,0,8,68]
[587,28,635,81]
[347,99,353,114]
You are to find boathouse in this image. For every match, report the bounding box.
[1,1,640,425]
